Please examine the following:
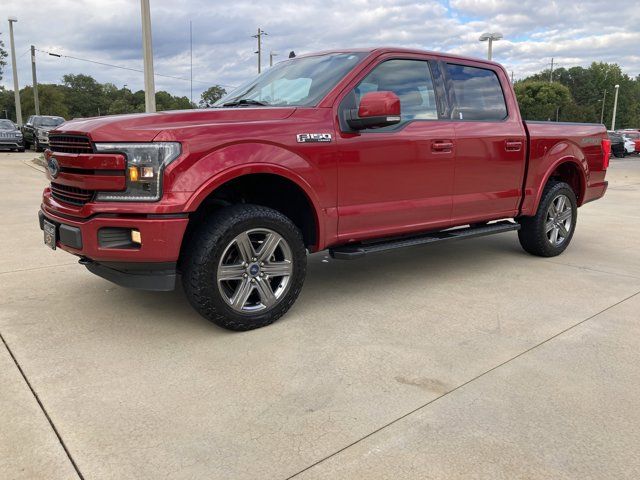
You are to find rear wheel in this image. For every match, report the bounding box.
[517,180,577,257]
[183,204,307,331]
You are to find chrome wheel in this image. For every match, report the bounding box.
[545,194,572,246]
[217,228,293,313]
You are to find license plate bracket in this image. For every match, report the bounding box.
[43,219,57,250]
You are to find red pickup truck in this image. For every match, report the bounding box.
[39,48,610,330]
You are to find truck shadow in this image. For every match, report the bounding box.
[119,233,525,330]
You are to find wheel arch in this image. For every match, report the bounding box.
[182,166,323,256]
[528,141,589,214]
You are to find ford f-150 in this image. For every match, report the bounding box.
[39,48,610,330]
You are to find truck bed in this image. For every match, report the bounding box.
[520,121,608,215]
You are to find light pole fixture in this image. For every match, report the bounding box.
[479,32,503,61]
[611,84,620,131]
[7,16,22,125]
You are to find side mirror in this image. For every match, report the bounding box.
[346,91,401,130]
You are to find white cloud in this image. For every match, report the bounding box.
[1,0,638,100]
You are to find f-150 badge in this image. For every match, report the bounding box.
[297,133,332,143]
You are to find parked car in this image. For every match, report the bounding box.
[21,115,65,151]
[607,131,626,157]
[38,47,610,331]
[619,129,640,153]
[0,119,25,152]
[621,134,637,155]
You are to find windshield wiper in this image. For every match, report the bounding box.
[222,99,270,107]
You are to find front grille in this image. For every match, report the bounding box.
[51,183,94,206]
[49,135,93,154]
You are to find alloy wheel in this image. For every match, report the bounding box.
[217,228,293,313]
[545,194,573,246]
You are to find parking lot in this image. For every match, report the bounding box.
[1,150,640,479]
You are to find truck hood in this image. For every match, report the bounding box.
[53,107,297,142]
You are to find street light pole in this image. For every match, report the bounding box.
[30,45,40,115]
[611,84,620,131]
[479,32,503,61]
[7,17,22,125]
[269,51,278,67]
[140,0,156,113]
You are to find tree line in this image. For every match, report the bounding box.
[0,73,227,120]
[515,62,640,128]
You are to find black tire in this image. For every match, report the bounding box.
[517,180,577,257]
[182,204,307,331]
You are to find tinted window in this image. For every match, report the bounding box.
[0,120,16,130]
[446,64,507,121]
[355,59,438,124]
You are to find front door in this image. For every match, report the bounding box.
[336,57,455,242]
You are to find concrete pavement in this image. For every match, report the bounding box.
[1,150,639,479]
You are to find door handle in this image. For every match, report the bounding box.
[432,140,454,152]
[505,140,523,152]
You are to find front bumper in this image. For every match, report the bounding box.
[0,138,24,149]
[39,208,189,290]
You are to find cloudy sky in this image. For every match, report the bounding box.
[2,0,639,102]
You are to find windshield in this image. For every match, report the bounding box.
[623,132,639,139]
[215,52,367,107]
[38,117,64,127]
[0,120,16,130]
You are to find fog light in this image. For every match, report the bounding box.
[131,229,142,244]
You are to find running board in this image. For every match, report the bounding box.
[329,221,520,260]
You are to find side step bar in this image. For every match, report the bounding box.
[329,221,520,260]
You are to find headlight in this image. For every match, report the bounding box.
[94,142,181,202]
[15,132,22,137]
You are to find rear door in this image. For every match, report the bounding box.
[335,56,455,241]
[442,62,526,223]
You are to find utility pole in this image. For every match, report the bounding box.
[30,45,40,115]
[189,20,193,105]
[140,0,156,112]
[549,58,554,83]
[269,51,278,67]
[611,84,620,131]
[7,17,22,125]
[600,89,607,125]
[511,71,514,83]
[253,28,267,73]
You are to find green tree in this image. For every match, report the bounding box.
[62,74,105,118]
[199,85,227,108]
[20,84,69,118]
[515,81,573,121]
[0,33,8,82]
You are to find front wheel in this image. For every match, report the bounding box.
[517,181,577,257]
[182,204,307,331]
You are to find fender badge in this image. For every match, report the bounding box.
[297,133,332,143]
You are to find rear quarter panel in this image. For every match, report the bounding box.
[521,121,608,215]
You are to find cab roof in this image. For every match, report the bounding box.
[296,47,502,69]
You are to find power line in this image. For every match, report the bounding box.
[34,47,236,88]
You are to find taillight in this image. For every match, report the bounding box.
[601,138,611,169]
